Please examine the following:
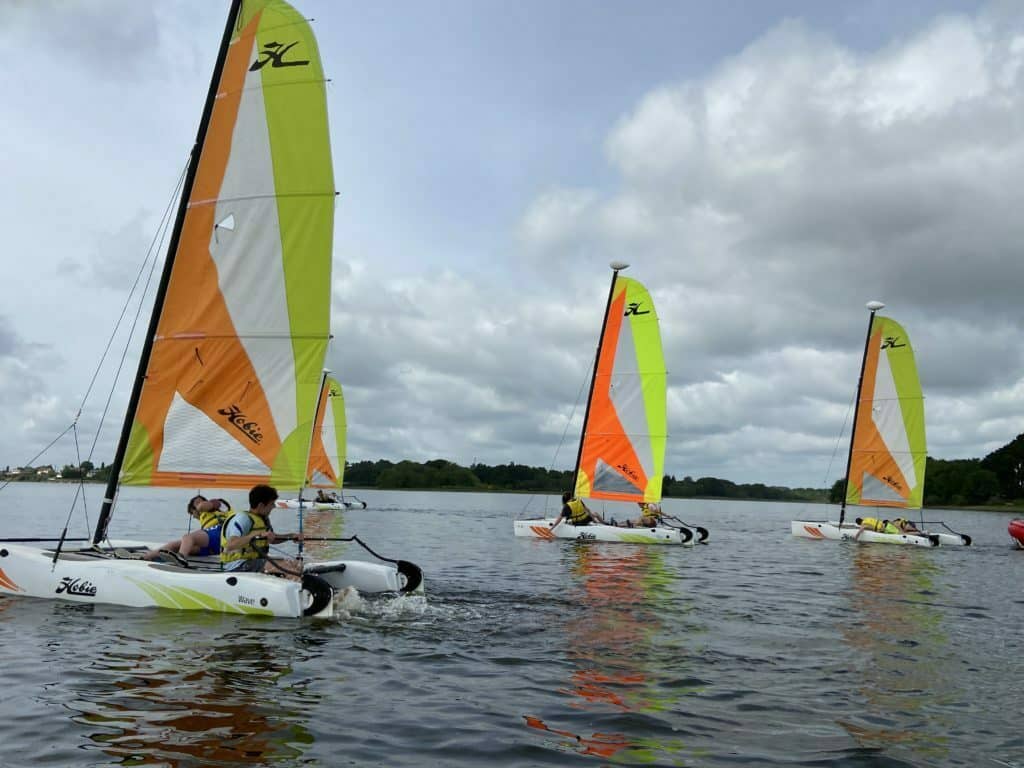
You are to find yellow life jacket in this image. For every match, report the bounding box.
[640,502,663,521]
[197,500,229,530]
[219,511,271,567]
[861,516,899,534]
[566,498,589,524]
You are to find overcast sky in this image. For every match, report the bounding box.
[5,0,1024,488]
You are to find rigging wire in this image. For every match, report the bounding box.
[821,393,855,505]
[87,165,186,544]
[1,161,187,543]
[518,349,596,517]
[0,425,75,492]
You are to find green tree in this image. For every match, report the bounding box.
[829,479,846,504]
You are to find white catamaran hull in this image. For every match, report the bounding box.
[0,541,422,619]
[277,498,367,511]
[513,519,693,546]
[791,521,942,547]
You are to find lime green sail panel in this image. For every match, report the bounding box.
[846,316,927,509]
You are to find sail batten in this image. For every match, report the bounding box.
[574,275,667,504]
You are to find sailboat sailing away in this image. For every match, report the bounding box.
[791,301,970,547]
[0,0,422,617]
[277,376,368,510]
[514,262,705,545]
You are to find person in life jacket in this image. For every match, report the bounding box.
[551,491,606,530]
[891,517,923,534]
[220,484,303,576]
[853,516,900,539]
[143,495,231,561]
[634,501,664,528]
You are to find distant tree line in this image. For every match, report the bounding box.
[14,432,1024,506]
[343,459,827,501]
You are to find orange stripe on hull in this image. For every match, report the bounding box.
[803,525,825,538]
[0,567,23,592]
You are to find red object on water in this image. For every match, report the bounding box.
[1009,519,1024,549]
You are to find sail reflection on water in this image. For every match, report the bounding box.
[525,544,702,762]
[837,547,955,762]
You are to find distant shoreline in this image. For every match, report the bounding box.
[7,478,1022,512]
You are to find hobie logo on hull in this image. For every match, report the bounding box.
[250,41,310,71]
[56,577,97,597]
[218,405,264,444]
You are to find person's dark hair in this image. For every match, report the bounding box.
[188,495,207,513]
[561,491,571,504]
[854,517,863,525]
[249,484,278,508]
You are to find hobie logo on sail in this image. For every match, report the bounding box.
[624,302,649,317]
[56,578,97,597]
[218,405,264,444]
[881,336,906,349]
[617,462,640,482]
[882,474,903,490]
[250,41,310,71]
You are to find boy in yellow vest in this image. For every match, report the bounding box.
[220,484,304,576]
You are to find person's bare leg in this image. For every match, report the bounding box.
[143,539,182,560]
[178,530,209,558]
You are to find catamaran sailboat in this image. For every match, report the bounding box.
[277,377,368,510]
[791,301,970,547]
[0,0,422,617]
[514,262,706,546]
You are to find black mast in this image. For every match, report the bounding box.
[838,300,884,530]
[92,0,244,545]
[570,261,629,496]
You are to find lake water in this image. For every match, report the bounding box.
[0,483,1020,767]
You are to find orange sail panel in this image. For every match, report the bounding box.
[120,1,334,490]
[574,277,667,503]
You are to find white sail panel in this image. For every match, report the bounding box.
[608,309,655,480]
[208,35,299,443]
[871,343,917,490]
[158,393,271,476]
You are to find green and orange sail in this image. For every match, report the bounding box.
[573,274,667,504]
[119,0,334,491]
[305,376,347,489]
[845,316,927,509]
